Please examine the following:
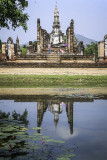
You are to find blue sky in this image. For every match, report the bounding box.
[0,0,107,44]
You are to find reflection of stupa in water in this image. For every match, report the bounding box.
[37,100,73,134]
[48,103,63,127]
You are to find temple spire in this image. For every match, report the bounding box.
[56,1,57,8]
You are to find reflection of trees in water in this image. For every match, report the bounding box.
[0,109,29,126]
[0,110,10,119]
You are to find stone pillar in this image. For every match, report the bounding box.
[104,35,107,57]
[16,36,21,55]
[70,19,74,54]
[37,102,44,133]
[40,29,43,51]
[98,41,104,61]
[37,19,41,53]
[2,43,6,54]
[66,28,68,51]
[11,44,15,60]
[43,31,46,49]
[66,101,73,134]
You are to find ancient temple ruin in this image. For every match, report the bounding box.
[2,37,21,60]
[37,4,84,55]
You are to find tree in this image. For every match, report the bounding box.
[63,35,66,43]
[85,42,98,58]
[0,0,29,31]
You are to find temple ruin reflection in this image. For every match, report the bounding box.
[37,99,74,134]
[0,94,101,135]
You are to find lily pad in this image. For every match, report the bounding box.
[57,153,75,160]
[32,127,42,130]
[45,139,65,144]
[56,158,70,160]
[41,136,50,139]
[32,133,43,136]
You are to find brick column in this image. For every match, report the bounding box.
[37,19,41,53]
[70,19,74,54]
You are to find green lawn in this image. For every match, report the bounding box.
[0,75,107,88]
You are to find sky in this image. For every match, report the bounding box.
[0,0,107,44]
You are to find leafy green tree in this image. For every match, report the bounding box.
[85,42,98,58]
[33,41,37,50]
[20,46,27,55]
[0,0,29,31]
[63,35,66,43]
[22,44,27,48]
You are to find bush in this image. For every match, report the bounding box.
[84,42,98,58]
[20,46,27,55]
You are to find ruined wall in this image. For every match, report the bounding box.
[37,19,50,53]
[98,42,104,59]
[66,19,84,55]
[98,34,107,62]
[70,19,74,54]
[2,43,6,54]
[104,35,107,57]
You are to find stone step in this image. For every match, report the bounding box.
[16,58,46,60]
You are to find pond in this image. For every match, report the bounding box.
[0,94,107,160]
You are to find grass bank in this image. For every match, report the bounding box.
[0,75,107,88]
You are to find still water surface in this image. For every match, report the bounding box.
[0,95,107,160]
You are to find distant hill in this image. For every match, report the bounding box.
[76,34,97,46]
[21,34,97,47]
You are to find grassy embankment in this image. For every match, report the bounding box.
[0,75,107,88]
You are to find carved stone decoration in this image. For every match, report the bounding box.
[2,37,21,60]
[6,37,14,60]
[7,37,13,44]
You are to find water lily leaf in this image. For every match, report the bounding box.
[45,139,65,144]
[0,135,7,139]
[56,158,70,160]
[32,133,43,136]
[41,136,50,139]
[57,153,75,160]
[0,132,3,135]
[32,127,42,130]
[28,144,41,149]
[16,132,26,135]
[20,127,28,131]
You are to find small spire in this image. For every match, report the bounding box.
[54,1,58,13]
[56,1,57,8]
[16,36,19,40]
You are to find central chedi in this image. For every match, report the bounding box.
[37,2,84,55]
[50,4,64,45]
